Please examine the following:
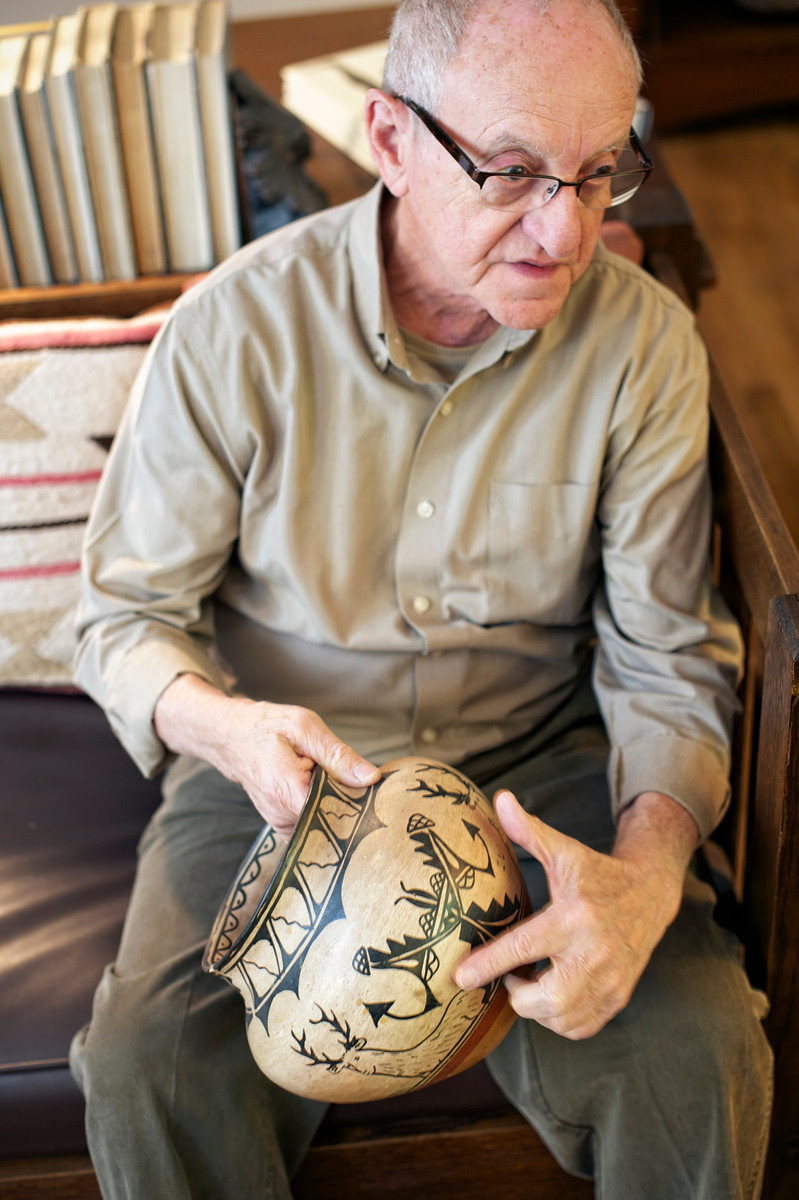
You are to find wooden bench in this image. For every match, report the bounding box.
[3,243,798,1198]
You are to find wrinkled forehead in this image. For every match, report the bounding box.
[441,0,639,122]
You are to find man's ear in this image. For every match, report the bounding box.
[365,89,411,197]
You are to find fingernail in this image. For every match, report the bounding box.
[456,966,479,990]
[354,762,380,783]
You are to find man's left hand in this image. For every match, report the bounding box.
[453,788,698,1040]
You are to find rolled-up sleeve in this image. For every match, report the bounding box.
[74,303,253,777]
[592,317,743,840]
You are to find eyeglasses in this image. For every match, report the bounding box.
[397,96,653,213]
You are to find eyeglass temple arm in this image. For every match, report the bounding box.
[629,124,653,171]
[396,95,485,182]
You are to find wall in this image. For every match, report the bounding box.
[1,0,389,25]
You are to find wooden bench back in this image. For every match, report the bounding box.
[709,369,799,1200]
[651,249,799,1199]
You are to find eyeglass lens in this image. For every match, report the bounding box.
[481,142,649,212]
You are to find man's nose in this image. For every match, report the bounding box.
[520,186,583,259]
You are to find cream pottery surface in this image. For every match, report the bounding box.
[204,757,528,1103]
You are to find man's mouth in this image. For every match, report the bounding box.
[509,259,563,277]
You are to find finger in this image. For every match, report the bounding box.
[495,791,563,864]
[506,955,636,1041]
[502,969,583,1032]
[503,970,552,1015]
[503,970,604,1040]
[290,710,381,788]
[250,745,316,837]
[494,790,556,864]
[453,907,561,991]
[521,1000,617,1042]
[494,790,586,881]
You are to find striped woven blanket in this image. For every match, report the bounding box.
[0,308,168,688]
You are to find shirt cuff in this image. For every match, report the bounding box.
[103,636,230,778]
[608,734,731,843]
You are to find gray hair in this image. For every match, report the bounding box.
[382,0,643,111]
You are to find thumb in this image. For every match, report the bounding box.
[299,716,381,788]
[494,789,565,876]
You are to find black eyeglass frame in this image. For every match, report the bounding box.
[396,95,653,209]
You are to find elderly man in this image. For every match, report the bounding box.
[71,0,772,1197]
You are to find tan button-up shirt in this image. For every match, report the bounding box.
[74,183,742,840]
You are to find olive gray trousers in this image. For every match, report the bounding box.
[71,706,773,1200]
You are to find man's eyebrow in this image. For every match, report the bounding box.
[478,129,630,162]
[603,134,631,155]
[478,130,547,158]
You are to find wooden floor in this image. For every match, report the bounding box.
[659,115,799,544]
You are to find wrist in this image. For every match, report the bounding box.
[615,791,699,858]
[613,791,698,919]
[153,673,253,775]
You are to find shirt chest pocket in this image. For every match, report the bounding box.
[487,481,600,625]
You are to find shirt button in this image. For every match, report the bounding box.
[421,727,439,744]
[412,595,432,615]
[439,399,454,417]
[416,500,435,520]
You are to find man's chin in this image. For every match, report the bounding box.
[482,268,573,331]
[487,293,569,331]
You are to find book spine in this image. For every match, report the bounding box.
[45,69,104,283]
[18,84,79,284]
[112,60,167,276]
[0,190,19,289]
[147,56,214,273]
[0,92,52,287]
[197,54,241,262]
[75,61,137,281]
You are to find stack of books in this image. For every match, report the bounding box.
[280,40,386,178]
[0,0,240,292]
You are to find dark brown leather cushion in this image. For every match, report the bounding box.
[0,691,512,1160]
[0,691,162,1157]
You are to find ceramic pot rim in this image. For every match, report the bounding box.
[202,763,345,975]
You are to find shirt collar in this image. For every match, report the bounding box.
[347,182,537,378]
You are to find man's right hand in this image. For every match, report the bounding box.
[153,674,381,839]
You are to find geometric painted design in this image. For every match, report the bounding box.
[352,810,520,1026]
[205,771,385,1025]
[205,761,528,1102]
[207,826,281,963]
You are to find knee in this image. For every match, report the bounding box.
[686,974,773,1115]
[669,988,772,1121]
[71,963,179,1106]
[629,914,774,1116]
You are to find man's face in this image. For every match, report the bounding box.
[390,0,640,338]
